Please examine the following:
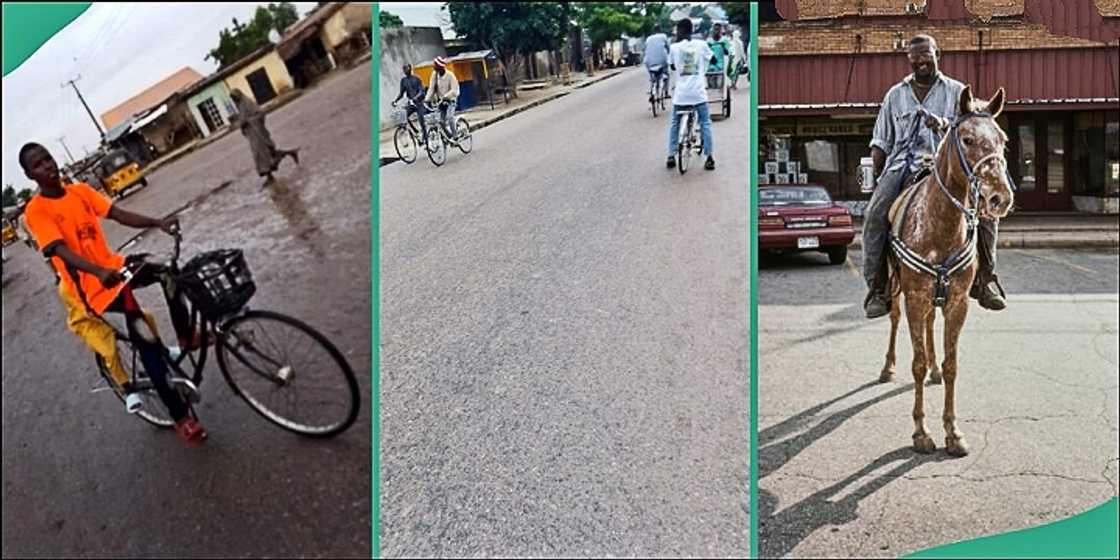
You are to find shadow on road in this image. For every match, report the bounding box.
[759,381,948,557]
[759,446,953,558]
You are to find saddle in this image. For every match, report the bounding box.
[887,159,934,238]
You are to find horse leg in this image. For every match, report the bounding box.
[905,294,936,453]
[880,292,901,383]
[926,310,942,384]
[942,298,970,457]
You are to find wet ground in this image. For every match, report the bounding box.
[758,248,1119,557]
[2,62,372,558]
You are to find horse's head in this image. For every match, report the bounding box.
[954,86,1014,220]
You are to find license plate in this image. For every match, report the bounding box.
[798,236,820,249]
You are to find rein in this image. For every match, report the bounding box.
[888,110,1010,307]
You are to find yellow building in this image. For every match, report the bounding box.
[223,48,295,106]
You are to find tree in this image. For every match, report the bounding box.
[380,11,404,28]
[446,2,572,96]
[722,2,748,31]
[575,3,644,67]
[207,3,300,68]
[17,189,32,203]
[2,185,17,208]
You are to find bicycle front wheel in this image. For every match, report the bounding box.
[455,118,473,154]
[394,126,418,164]
[216,310,360,437]
[425,127,446,167]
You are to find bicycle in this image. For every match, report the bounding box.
[422,101,473,167]
[675,104,704,175]
[392,98,429,164]
[647,65,670,117]
[91,228,361,437]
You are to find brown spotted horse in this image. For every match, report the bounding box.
[879,86,1015,457]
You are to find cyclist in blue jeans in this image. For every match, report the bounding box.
[643,25,670,104]
[666,17,718,171]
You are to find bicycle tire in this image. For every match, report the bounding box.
[216,310,360,438]
[677,113,691,174]
[425,127,446,167]
[651,92,658,117]
[394,126,418,164]
[455,118,473,154]
[96,352,176,429]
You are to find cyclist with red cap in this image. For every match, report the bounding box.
[425,56,461,141]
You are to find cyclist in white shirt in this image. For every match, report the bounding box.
[666,17,717,170]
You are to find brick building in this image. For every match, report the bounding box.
[759,0,1120,213]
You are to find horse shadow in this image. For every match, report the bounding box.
[759,381,949,557]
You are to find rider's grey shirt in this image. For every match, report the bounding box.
[870,72,965,179]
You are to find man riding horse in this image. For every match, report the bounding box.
[863,34,1007,319]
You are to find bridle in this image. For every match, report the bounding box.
[889,109,1015,307]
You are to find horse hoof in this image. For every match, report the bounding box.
[879,370,895,383]
[928,368,943,384]
[946,437,970,457]
[913,435,936,454]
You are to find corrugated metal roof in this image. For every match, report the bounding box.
[759,47,1120,107]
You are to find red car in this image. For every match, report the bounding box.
[758,184,855,265]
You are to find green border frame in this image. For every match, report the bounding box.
[749,2,760,558]
[5,3,1117,560]
[372,6,382,559]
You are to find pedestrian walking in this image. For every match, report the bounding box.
[229,89,300,186]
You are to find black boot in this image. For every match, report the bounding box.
[970,273,1007,311]
[863,259,891,319]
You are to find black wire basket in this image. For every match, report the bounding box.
[177,249,256,319]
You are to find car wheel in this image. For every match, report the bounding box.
[826,245,848,265]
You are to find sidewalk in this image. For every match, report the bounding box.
[850,213,1120,249]
[379,67,630,165]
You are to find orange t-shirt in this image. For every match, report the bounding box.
[24,183,126,314]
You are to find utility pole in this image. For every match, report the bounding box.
[56,136,76,164]
[61,75,105,139]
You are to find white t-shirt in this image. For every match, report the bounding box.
[670,39,713,106]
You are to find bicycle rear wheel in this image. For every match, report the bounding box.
[96,351,175,428]
[677,113,692,174]
[216,310,360,437]
[394,126,418,164]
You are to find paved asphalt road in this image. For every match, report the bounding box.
[758,247,1119,558]
[2,62,371,558]
[380,67,751,557]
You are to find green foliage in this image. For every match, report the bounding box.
[722,2,748,29]
[207,3,300,68]
[575,3,644,48]
[380,11,403,28]
[446,2,572,59]
[2,185,17,208]
[17,189,32,203]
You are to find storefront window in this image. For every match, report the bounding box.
[1047,121,1064,194]
[1018,124,1036,192]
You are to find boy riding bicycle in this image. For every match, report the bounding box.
[666,18,718,171]
[20,142,207,447]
